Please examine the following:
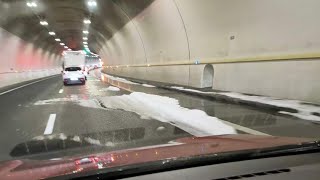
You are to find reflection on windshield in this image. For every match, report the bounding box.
[10,126,190,158]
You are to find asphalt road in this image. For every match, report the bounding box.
[0,70,320,161]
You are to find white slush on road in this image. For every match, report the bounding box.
[99,92,236,136]
[171,86,320,122]
[218,92,320,122]
[34,95,101,109]
[99,86,120,92]
[142,84,156,88]
[104,74,139,85]
[171,86,213,94]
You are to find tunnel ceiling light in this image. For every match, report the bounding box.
[48,31,55,36]
[83,19,91,24]
[64,46,68,48]
[83,42,88,44]
[84,45,88,47]
[27,2,37,7]
[68,48,71,51]
[55,38,61,42]
[60,43,65,46]
[40,21,48,26]
[83,37,88,40]
[88,0,97,7]
[83,30,89,34]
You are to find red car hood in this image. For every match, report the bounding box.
[0,134,315,180]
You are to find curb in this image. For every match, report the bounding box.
[158,86,298,114]
[101,72,303,114]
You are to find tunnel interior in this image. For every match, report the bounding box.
[0,0,155,54]
[1,1,320,178]
[1,0,320,103]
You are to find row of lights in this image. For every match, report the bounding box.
[83,0,97,52]
[27,0,97,52]
[27,1,72,51]
[26,1,37,7]
[88,0,97,7]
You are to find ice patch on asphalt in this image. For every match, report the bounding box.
[142,84,156,88]
[218,92,320,122]
[84,137,101,145]
[99,92,236,136]
[104,74,139,85]
[78,99,101,108]
[171,86,213,94]
[34,95,101,109]
[170,86,320,122]
[34,98,75,105]
[72,136,81,142]
[279,111,320,121]
[99,86,120,92]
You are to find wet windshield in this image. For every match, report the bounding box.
[0,0,320,179]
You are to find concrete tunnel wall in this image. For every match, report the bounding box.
[99,0,320,103]
[0,27,62,88]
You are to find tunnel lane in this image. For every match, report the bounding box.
[0,71,320,161]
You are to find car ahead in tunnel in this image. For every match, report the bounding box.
[62,67,86,85]
[1,133,320,180]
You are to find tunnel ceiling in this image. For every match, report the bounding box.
[0,0,154,54]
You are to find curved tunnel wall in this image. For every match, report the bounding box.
[0,27,61,88]
[100,0,320,103]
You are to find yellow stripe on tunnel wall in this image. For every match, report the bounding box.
[104,52,320,68]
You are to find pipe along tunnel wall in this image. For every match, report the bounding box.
[99,0,320,104]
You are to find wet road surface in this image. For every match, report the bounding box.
[0,70,320,161]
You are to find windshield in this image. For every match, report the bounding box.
[65,67,82,71]
[0,0,320,179]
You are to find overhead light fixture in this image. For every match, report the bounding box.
[83,30,89,34]
[55,38,61,42]
[83,19,91,24]
[27,2,37,7]
[48,32,55,36]
[83,42,88,44]
[83,37,88,40]
[40,21,48,26]
[84,45,88,47]
[68,48,71,51]
[60,43,65,46]
[64,46,68,48]
[88,0,97,7]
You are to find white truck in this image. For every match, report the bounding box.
[62,51,87,85]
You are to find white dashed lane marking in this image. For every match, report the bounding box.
[44,114,56,135]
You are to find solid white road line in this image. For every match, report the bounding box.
[0,76,58,96]
[59,89,63,93]
[221,120,271,136]
[44,114,56,135]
